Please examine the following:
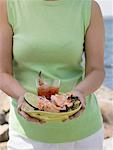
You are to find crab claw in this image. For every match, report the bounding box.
[38,71,44,86]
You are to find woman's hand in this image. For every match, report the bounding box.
[65,89,86,120]
[66,89,86,109]
[16,95,45,124]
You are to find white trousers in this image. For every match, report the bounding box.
[7,127,104,150]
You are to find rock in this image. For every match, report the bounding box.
[103,138,113,150]
[0,110,6,125]
[0,142,7,150]
[104,123,113,139]
[95,85,113,101]
[0,91,10,113]
[99,100,113,125]
[0,124,9,142]
[95,86,113,139]
[5,113,9,124]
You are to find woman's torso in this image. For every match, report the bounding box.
[7,0,103,143]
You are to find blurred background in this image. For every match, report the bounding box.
[0,0,113,150]
[95,0,113,149]
[96,0,113,89]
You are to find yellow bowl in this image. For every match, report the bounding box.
[21,92,82,122]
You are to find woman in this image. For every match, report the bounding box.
[0,0,105,149]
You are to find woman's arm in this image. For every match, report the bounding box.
[73,0,105,97]
[0,0,26,100]
[0,0,43,124]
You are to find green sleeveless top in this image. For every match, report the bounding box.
[7,0,103,143]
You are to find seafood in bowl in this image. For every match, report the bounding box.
[21,92,82,122]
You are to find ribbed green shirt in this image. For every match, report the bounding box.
[7,0,103,143]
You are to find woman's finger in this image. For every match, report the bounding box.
[18,110,45,124]
[20,111,40,122]
[69,108,84,120]
[78,96,86,109]
[16,102,23,113]
[16,96,25,112]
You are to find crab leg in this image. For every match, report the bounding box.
[38,71,44,86]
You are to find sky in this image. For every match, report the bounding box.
[95,0,113,17]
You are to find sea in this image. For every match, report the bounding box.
[103,17,113,90]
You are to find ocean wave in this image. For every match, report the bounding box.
[105,64,113,68]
